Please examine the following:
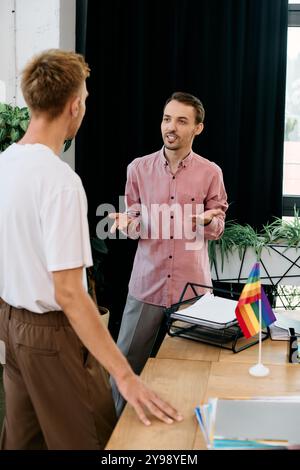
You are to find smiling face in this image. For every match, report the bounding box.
[161,99,204,152]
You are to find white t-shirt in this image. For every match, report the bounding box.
[0,143,93,313]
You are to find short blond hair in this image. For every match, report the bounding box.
[21,49,90,119]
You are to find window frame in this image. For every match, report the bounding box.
[283,3,300,216]
[289,3,300,26]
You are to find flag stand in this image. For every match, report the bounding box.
[249,298,270,377]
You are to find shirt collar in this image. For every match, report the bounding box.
[159,146,194,168]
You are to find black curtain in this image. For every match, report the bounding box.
[75,0,288,336]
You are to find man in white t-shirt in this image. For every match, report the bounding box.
[0,49,182,450]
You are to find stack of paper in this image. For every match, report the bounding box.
[171,293,238,329]
[269,310,300,340]
[268,323,290,341]
[195,396,300,449]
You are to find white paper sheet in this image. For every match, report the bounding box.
[171,293,238,328]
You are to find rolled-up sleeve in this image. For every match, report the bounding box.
[204,165,228,240]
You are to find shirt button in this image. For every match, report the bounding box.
[168,274,171,278]
[169,255,172,259]
[191,198,195,201]
[171,215,174,219]
[171,196,174,199]
[170,236,173,239]
[172,176,175,180]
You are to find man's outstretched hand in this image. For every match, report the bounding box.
[116,372,183,426]
[192,208,224,226]
[109,212,134,234]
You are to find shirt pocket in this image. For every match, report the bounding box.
[177,192,204,216]
[173,193,201,240]
[177,192,203,204]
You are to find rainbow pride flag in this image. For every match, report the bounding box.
[235,262,276,338]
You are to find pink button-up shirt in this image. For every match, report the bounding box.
[125,148,228,307]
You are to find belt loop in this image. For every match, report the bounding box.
[8,305,12,320]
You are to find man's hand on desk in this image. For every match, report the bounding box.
[116,372,183,426]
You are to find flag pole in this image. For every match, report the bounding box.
[249,272,270,377]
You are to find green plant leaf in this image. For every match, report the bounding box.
[10,117,20,128]
[91,237,108,255]
[0,128,6,143]
[20,119,29,132]
[10,128,20,142]
[63,139,72,152]
[0,103,8,113]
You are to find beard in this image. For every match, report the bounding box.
[163,134,182,151]
[164,143,181,151]
[163,139,181,151]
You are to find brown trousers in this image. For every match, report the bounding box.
[0,301,116,450]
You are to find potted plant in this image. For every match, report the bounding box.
[209,209,300,288]
[0,102,72,153]
[0,103,30,151]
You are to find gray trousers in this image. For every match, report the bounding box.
[111,294,165,416]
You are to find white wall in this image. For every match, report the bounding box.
[15,0,61,106]
[0,0,76,168]
[0,0,15,104]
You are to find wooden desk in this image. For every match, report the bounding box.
[106,337,300,450]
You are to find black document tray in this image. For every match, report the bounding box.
[165,282,268,353]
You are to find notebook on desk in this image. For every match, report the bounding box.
[195,396,300,449]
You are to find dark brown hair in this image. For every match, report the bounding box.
[164,92,205,124]
[21,49,90,119]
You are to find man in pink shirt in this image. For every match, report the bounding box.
[110,92,228,415]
